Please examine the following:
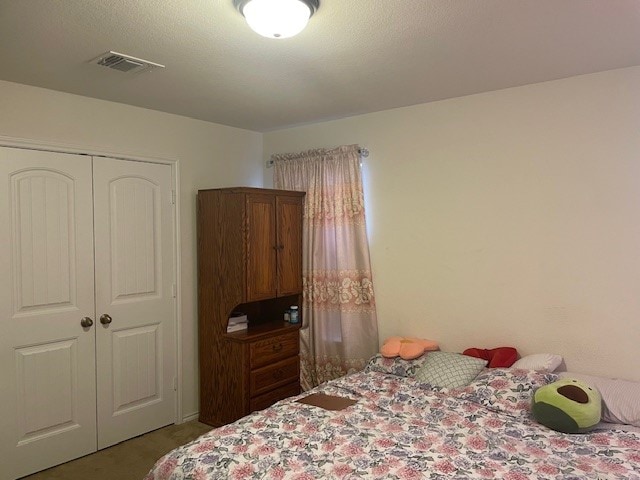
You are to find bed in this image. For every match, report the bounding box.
[145,357,640,479]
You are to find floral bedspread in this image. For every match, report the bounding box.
[145,372,640,479]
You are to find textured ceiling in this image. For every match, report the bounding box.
[0,0,639,132]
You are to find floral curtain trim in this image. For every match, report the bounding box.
[304,186,366,226]
[303,270,375,311]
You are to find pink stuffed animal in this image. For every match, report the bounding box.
[381,336,439,360]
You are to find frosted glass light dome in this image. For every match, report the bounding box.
[240,0,315,39]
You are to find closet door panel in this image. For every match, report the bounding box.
[110,176,158,300]
[93,157,176,449]
[0,147,97,480]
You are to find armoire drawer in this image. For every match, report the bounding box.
[250,356,300,395]
[249,331,299,369]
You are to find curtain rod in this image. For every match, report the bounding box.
[266,146,369,168]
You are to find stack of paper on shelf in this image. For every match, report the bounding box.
[227,313,248,332]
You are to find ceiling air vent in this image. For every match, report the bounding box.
[91,51,165,74]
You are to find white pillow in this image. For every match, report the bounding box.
[558,372,640,427]
[511,353,562,372]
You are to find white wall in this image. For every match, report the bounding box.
[0,79,263,418]
[264,66,640,382]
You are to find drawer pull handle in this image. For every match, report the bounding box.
[272,343,283,352]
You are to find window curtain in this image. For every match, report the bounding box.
[273,144,379,390]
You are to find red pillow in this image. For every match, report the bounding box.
[463,347,518,368]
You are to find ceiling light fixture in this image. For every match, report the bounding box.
[233,0,319,39]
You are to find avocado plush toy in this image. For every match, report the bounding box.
[532,379,601,434]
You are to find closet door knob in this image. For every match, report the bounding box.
[80,317,93,328]
[100,314,113,325]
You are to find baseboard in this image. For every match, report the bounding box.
[181,412,199,423]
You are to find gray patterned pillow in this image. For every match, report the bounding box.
[414,352,487,388]
[364,353,429,377]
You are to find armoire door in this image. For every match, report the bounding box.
[0,147,97,480]
[246,193,277,301]
[276,195,304,296]
[93,157,176,449]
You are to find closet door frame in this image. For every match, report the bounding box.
[0,135,183,425]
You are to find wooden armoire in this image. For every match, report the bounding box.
[197,187,305,426]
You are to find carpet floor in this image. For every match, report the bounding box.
[22,421,212,480]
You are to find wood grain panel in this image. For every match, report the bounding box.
[197,190,247,426]
[246,193,277,301]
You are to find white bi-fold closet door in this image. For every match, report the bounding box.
[0,146,176,480]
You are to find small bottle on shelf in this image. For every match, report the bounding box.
[289,306,299,324]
